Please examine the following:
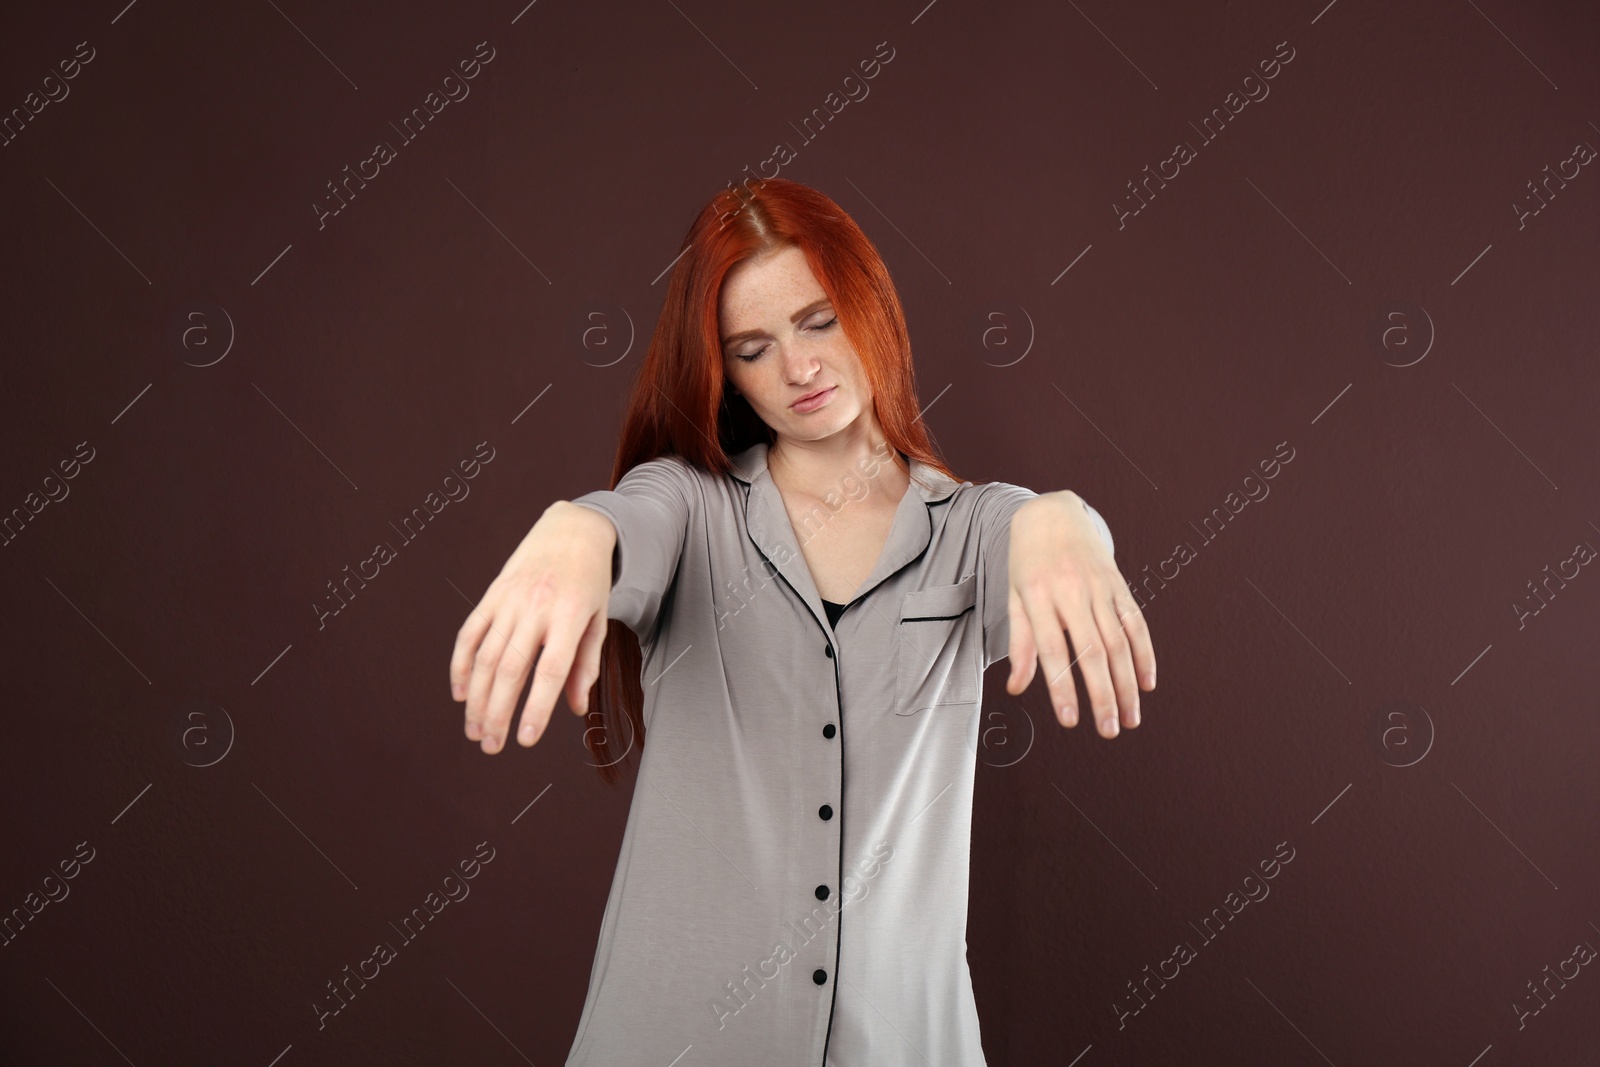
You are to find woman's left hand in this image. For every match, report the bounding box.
[1003,492,1155,738]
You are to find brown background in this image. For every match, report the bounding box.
[3,0,1597,1064]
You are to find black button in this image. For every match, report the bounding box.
[818,804,833,821]
[815,884,829,900]
[824,644,833,658]
[822,723,836,739]
[813,968,828,985]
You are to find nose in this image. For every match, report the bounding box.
[782,344,821,387]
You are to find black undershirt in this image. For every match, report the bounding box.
[821,599,846,628]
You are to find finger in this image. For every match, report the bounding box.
[450,589,498,705]
[463,605,517,742]
[1018,583,1079,727]
[477,612,541,754]
[1091,587,1140,731]
[565,609,609,716]
[1113,580,1157,691]
[517,608,586,746]
[1005,585,1039,696]
[1057,583,1119,738]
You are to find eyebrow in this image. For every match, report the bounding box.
[720,297,833,350]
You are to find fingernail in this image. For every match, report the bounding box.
[1101,716,1118,738]
[1131,697,1141,727]
[1062,704,1077,727]
[483,735,499,752]
[466,721,481,740]
[1142,671,1155,689]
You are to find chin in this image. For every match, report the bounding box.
[794,400,855,431]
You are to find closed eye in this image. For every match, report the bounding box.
[735,317,839,363]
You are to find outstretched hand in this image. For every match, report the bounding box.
[1003,493,1155,738]
[449,502,617,753]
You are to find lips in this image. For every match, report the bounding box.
[792,385,835,408]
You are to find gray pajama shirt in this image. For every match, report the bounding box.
[565,440,1113,1066]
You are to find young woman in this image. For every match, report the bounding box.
[449,178,1155,1066]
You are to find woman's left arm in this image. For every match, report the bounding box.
[1004,490,1155,739]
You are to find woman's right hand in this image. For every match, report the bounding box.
[449,501,617,753]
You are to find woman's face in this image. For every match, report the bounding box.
[718,245,874,446]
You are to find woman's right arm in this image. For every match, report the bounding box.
[448,456,696,754]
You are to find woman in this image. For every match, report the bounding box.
[449,178,1155,1066]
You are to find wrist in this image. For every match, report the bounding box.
[547,500,616,539]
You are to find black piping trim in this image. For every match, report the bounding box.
[899,604,976,623]
[729,474,953,1064]
[733,479,846,1063]
[820,628,844,1067]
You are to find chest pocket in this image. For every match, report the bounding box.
[895,573,979,713]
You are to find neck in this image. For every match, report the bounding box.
[768,422,905,502]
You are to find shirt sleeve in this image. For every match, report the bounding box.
[568,455,698,644]
[974,483,1115,669]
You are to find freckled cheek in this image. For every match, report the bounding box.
[816,338,857,388]
[733,366,782,414]
[838,349,868,398]
[723,360,755,397]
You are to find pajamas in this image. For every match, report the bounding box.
[566,440,1112,1066]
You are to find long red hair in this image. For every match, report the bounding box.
[582,177,964,784]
